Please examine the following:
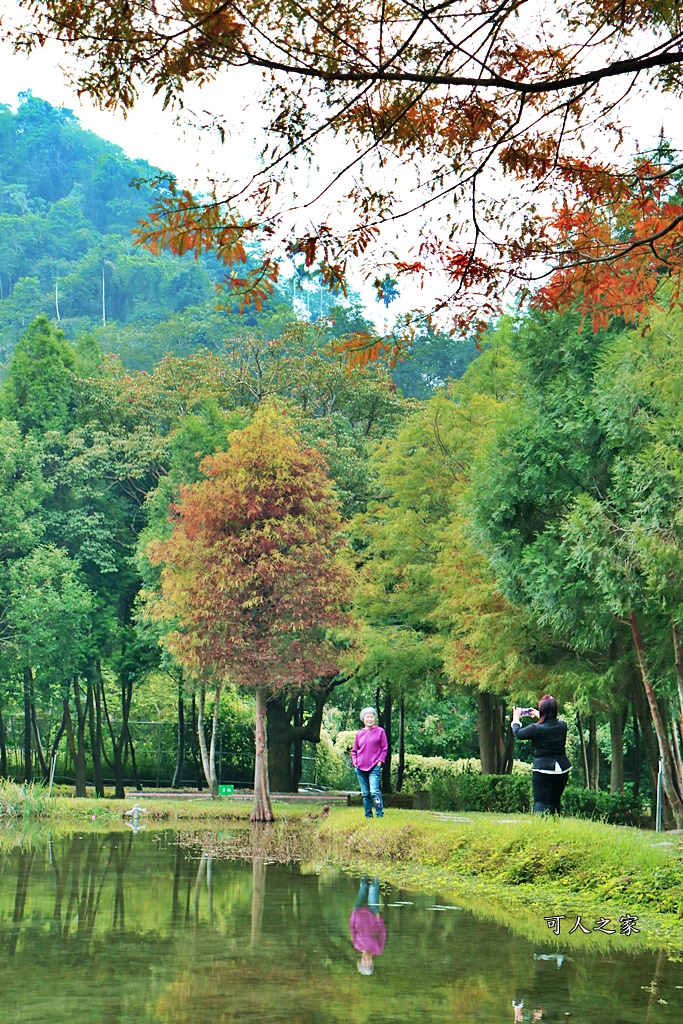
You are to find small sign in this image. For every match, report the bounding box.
[218,784,235,796]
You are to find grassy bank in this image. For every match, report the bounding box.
[315,809,683,954]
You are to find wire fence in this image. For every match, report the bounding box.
[1,715,320,789]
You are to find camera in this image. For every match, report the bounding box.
[520,708,536,716]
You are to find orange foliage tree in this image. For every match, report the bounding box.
[10,1,683,343]
[146,405,353,820]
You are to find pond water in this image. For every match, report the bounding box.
[0,828,682,1024]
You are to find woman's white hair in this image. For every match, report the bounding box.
[360,707,377,723]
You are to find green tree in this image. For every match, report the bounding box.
[147,406,353,818]
[352,334,520,779]
[467,309,683,819]
[2,315,78,433]
[0,419,50,779]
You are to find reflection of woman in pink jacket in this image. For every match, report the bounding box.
[350,876,386,975]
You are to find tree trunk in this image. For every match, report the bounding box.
[23,667,32,782]
[671,622,683,773]
[575,712,590,787]
[209,685,220,797]
[671,713,683,790]
[396,697,406,792]
[380,692,392,794]
[266,694,296,792]
[126,724,143,792]
[99,673,126,799]
[196,684,221,798]
[587,713,600,790]
[500,699,515,774]
[252,686,275,822]
[672,622,683,723]
[30,702,49,780]
[477,690,497,774]
[191,694,203,791]
[609,706,625,793]
[0,707,7,777]
[632,700,641,799]
[74,677,91,798]
[172,685,185,790]
[88,664,104,798]
[292,695,304,791]
[266,681,340,792]
[64,684,89,799]
[631,667,671,823]
[630,611,683,828]
[49,707,67,788]
[197,687,209,790]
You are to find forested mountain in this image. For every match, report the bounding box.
[0,92,349,372]
[0,92,476,390]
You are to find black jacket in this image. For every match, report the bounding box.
[511,719,571,772]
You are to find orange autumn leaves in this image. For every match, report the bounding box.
[146,407,353,692]
[538,157,683,331]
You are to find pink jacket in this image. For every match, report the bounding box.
[351,725,388,771]
[350,907,386,955]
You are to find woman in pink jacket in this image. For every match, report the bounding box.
[351,707,388,818]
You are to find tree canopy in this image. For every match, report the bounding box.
[10,2,683,342]
[147,405,354,817]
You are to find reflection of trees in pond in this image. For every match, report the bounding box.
[192,852,216,927]
[0,832,682,1024]
[250,857,266,947]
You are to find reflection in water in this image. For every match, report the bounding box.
[350,875,386,975]
[513,953,571,1022]
[0,829,682,1024]
[124,803,148,833]
[251,856,266,947]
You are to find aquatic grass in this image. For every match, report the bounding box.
[35,794,326,826]
[0,781,50,820]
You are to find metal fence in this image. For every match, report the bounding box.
[0,715,320,789]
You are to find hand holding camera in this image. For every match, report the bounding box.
[512,706,540,720]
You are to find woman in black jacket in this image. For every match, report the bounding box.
[512,695,571,815]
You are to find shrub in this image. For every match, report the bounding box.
[333,731,356,757]
[430,770,644,823]
[315,731,357,789]
[431,768,532,813]
[561,785,643,826]
[400,754,476,793]
[400,755,532,794]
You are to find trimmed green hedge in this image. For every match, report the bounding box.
[562,785,644,825]
[431,770,644,825]
[400,755,531,794]
[431,769,532,813]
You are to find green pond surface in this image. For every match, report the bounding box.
[0,828,682,1023]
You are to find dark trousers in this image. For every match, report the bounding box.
[532,771,569,814]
